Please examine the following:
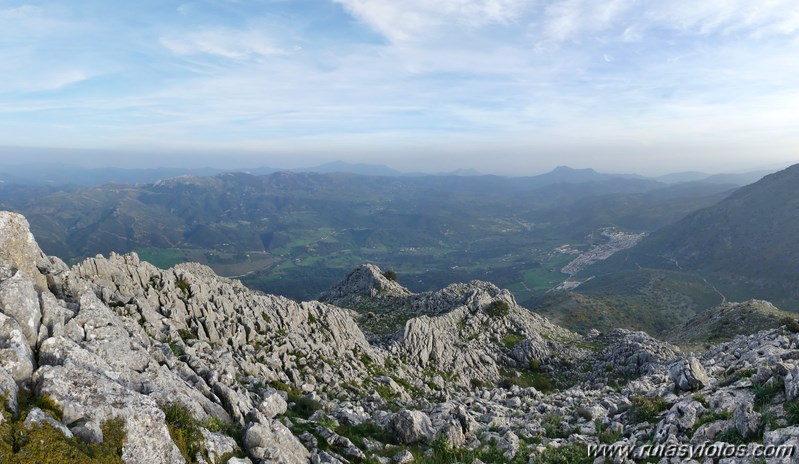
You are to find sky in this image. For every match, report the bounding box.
[1,0,798,175]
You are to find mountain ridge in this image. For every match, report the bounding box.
[587,163,799,309]
[1,210,799,462]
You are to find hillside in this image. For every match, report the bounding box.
[667,300,799,348]
[587,163,799,311]
[0,169,734,309]
[2,210,799,463]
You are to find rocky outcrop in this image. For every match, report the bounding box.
[0,271,41,348]
[667,299,798,346]
[0,212,49,291]
[2,209,799,463]
[319,264,410,306]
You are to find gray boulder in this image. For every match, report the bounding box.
[0,271,41,348]
[390,410,434,444]
[0,366,18,413]
[734,400,761,440]
[0,312,35,385]
[257,388,288,419]
[202,428,241,464]
[244,419,310,464]
[24,407,73,438]
[763,426,799,464]
[669,357,709,391]
[785,367,799,402]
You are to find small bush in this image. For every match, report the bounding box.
[780,317,799,333]
[629,395,668,423]
[786,401,799,426]
[535,443,592,464]
[500,332,524,349]
[287,395,323,419]
[485,300,510,317]
[753,380,784,411]
[169,342,184,357]
[692,409,732,433]
[26,392,63,422]
[336,421,393,447]
[271,381,301,396]
[162,403,203,462]
[542,413,572,438]
[596,419,622,444]
[205,416,241,439]
[716,427,746,445]
[177,329,198,341]
[176,277,192,297]
[500,369,554,392]
[692,394,709,408]
[382,270,398,282]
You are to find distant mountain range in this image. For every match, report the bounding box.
[0,166,737,308]
[3,160,797,336]
[0,161,779,187]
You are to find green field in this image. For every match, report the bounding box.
[135,248,185,270]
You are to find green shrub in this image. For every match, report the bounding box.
[535,443,593,464]
[382,270,398,282]
[485,300,511,317]
[500,332,524,349]
[753,380,783,411]
[629,396,668,423]
[716,427,746,445]
[336,421,393,447]
[779,317,799,333]
[542,413,571,438]
[692,394,709,408]
[204,416,241,440]
[271,381,301,397]
[169,341,184,357]
[786,401,799,426]
[162,403,203,462]
[595,419,622,444]
[176,277,192,297]
[21,391,63,422]
[177,329,198,341]
[499,369,553,392]
[287,395,323,419]
[692,409,732,433]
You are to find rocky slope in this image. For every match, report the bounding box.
[667,300,799,348]
[1,210,799,463]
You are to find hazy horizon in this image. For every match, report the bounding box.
[0,147,794,179]
[2,1,798,175]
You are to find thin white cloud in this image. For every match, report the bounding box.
[22,70,89,92]
[161,28,286,59]
[333,0,531,42]
[539,0,799,43]
[2,0,799,175]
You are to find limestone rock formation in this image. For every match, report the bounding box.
[669,356,710,391]
[1,209,799,463]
